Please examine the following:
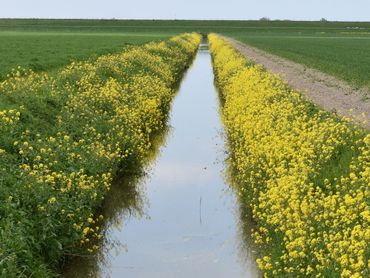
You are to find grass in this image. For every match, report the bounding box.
[0,31,172,80]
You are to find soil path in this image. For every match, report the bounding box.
[225,37,370,129]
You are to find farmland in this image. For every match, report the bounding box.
[229,33,370,91]
[0,31,171,80]
[1,19,370,89]
[222,24,370,92]
[0,19,369,277]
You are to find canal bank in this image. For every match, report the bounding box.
[64,44,258,278]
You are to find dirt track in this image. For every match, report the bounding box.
[225,37,370,129]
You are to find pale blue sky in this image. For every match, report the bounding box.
[1,0,369,21]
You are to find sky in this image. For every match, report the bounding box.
[1,0,369,21]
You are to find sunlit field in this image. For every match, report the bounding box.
[0,18,369,278]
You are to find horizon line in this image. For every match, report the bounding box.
[0,17,369,23]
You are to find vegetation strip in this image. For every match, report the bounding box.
[227,33,370,93]
[0,33,201,277]
[224,36,370,129]
[209,33,369,277]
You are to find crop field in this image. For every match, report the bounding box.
[227,32,370,92]
[0,31,172,80]
[2,19,370,89]
[0,19,369,277]
[209,34,369,277]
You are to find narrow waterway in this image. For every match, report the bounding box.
[64,44,258,277]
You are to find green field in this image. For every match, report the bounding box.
[1,19,370,89]
[219,23,370,91]
[227,33,370,90]
[0,28,172,79]
[0,18,369,277]
[1,18,370,33]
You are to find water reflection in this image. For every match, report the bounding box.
[63,45,259,277]
[63,174,147,277]
[63,127,171,277]
[224,157,261,274]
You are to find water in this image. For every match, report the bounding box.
[64,44,258,277]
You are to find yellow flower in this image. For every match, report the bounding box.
[209,33,369,277]
[82,227,90,236]
[47,197,56,204]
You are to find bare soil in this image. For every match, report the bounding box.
[225,37,370,129]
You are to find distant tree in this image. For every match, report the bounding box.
[320,18,328,22]
[259,17,270,21]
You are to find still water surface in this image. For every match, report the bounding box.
[64,44,258,277]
